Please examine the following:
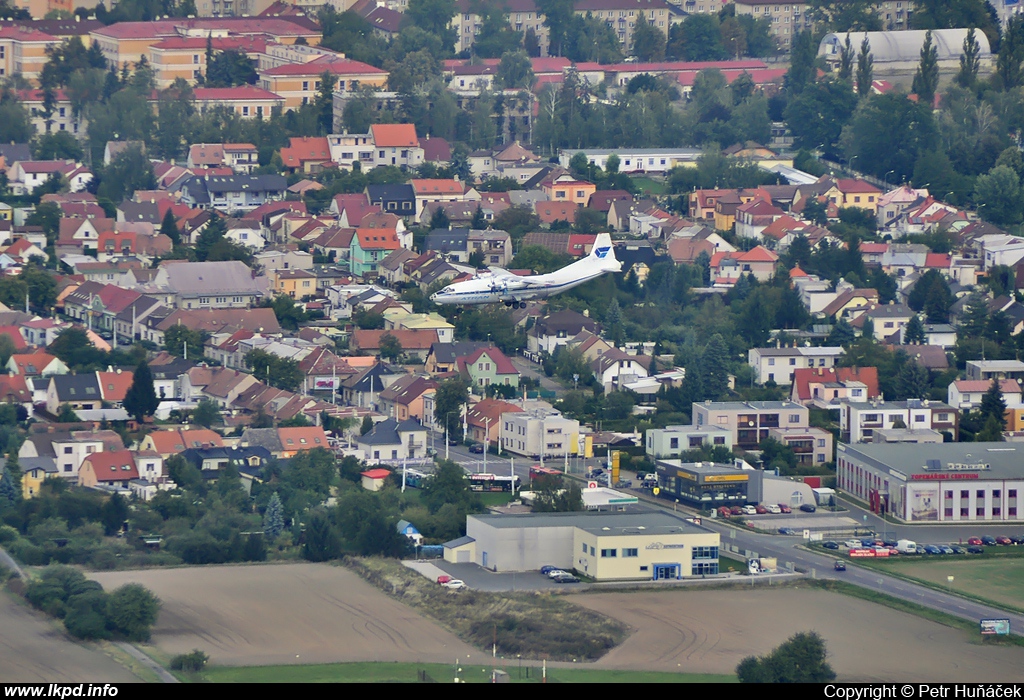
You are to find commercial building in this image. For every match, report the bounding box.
[444,511,720,581]
[838,398,958,443]
[692,400,809,450]
[837,442,1024,523]
[645,424,733,459]
[500,407,579,460]
[654,459,760,507]
[748,346,844,385]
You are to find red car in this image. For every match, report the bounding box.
[730,506,744,515]
[718,507,732,519]
[754,505,768,514]
[995,536,1014,545]
[967,537,983,546]
[778,504,792,513]
[437,575,453,584]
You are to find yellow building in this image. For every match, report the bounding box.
[542,175,596,207]
[192,86,285,119]
[150,36,266,89]
[272,269,318,299]
[258,56,388,109]
[0,26,61,85]
[446,512,721,581]
[826,179,883,215]
[91,17,320,71]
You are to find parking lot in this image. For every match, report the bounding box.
[405,560,569,592]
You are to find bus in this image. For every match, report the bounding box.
[403,469,430,488]
[467,473,521,492]
[529,465,562,482]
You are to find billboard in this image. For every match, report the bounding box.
[909,487,938,521]
[848,548,875,558]
[314,377,340,391]
[980,619,1010,635]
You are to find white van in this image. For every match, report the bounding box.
[896,539,917,554]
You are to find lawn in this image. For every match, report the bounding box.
[632,177,668,195]
[199,661,735,683]
[863,556,1024,613]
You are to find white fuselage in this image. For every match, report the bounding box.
[430,255,615,306]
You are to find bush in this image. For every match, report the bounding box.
[25,566,101,619]
[0,524,18,544]
[105,583,161,642]
[170,649,209,673]
[63,590,112,640]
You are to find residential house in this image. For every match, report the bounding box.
[710,246,779,283]
[457,346,520,395]
[692,400,810,450]
[279,136,334,173]
[466,398,522,446]
[748,346,844,385]
[20,426,125,480]
[350,227,401,277]
[365,184,416,218]
[377,374,437,421]
[179,174,288,212]
[239,426,330,458]
[500,407,579,460]
[425,341,493,374]
[139,428,225,457]
[735,199,786,240]
[144,261,265,310]
[368,123,425,169]
[77,450,139,490]
[591,348,651,392]
[542,174,596,206]
[948,379,1024,410]
[965,360,1024,382]
[527,309,599,355]
[789,366,879,407]
[850,303,915,341]
[350,329,439,362]
[357,417,429,463]
[645,425,734,459]
[411,179,475,218]
[7,351,67,378]
[767,426,834,466]
[45,374,103,415]
[839,399,959,442]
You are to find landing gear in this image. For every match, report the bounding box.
[504,301,525,309]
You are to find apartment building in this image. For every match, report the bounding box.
[0,26,61,85]
[692,400,809,450]
[258,55,388,109]
[18,89,86,136]
[149,36,265,88]
[501,407,580,460]
[838,398,958,443]
[645,424,734,459]
[191,86,285,120]
[734,0,913,50]
[748,346,844,385]
[767,426,833,466]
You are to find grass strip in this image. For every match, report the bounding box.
[198,661,735,683]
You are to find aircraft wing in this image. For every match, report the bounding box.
[487,266,517,278]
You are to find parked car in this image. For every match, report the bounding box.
[1010,535,1024,545]
[546,569,569,579]
[741,505,757,515]
[967,537,983,546]
[938,545,954,555]
[766,504,782,514]
[539,566,559,576]
[950,545,967,555]
[995,536,1014,545]
[718,507,732,519]
[777,527,797,535]
[981,536,997,546]
[587,468,605,479]
[442,579,466,589]
[469,443,484,454]
[551,573,580,583]
[614,480,633,488]
[967,546,985,554]
[799,503,817,513]
[729,506,744,515]
[844,539,863,549]
[883,540,898,548]
[437,575,453,584]
[822,541,840,550]
[778,504,792,513]
[834,560,846,571]
[754,505,768,514]
[922,545,942,555]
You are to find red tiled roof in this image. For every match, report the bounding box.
[261,57,385,76]
[371,123,419,148]
[410,178,464,195]
[925,253,951,268]
[355,228,400,250]
[836,178,882,194]
[83,451,138,482]
[351,329,439,350]
[0,327,27,351]
[361,468,391,479]
[193,86,282,101]
[280,136,332,168]
[456,346,518,376]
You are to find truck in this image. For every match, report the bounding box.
[896,539,918,554]
[642,473,658,489]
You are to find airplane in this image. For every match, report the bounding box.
[430,233,622,308]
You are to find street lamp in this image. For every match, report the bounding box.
[883,170,895,190]
[445,410,460,461]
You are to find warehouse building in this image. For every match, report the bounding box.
[837,442,1024,523]
[443,511,720,581]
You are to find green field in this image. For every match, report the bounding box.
[863,556,1024,613]
[632,177,668,195]
[199,662,735,684]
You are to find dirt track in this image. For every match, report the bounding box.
[0,593,139,683]
[91,563,479,667]
[575,588,1024,682]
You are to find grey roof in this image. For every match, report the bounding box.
[0,144,31,163]
[0,456,57,474]
[240,428,283,452]
[443,535,476,548]
[429,341,491,365]
[359,418,401,446]
[118,200,161,224]
[470,510,712,536]
[50,374,101,402]
[161,261,262,297]
[426,228,470,253]
[149,357,197,379]
[366,184,414,202]
[839,442,1023,480]
[205,174,286,193]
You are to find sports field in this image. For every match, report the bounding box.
[866,557,1024,612]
